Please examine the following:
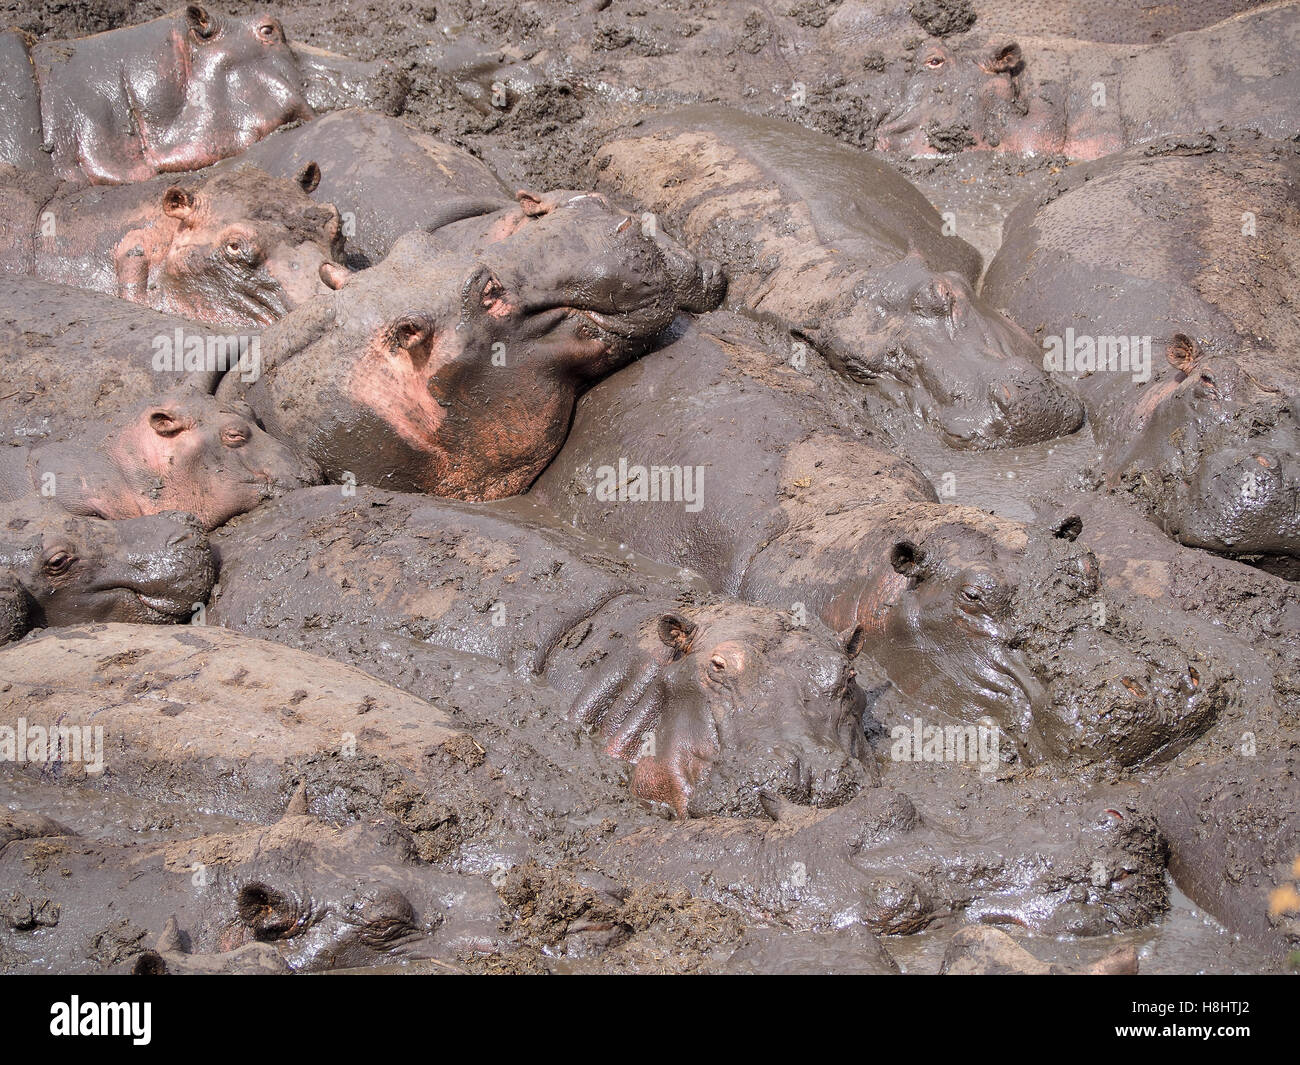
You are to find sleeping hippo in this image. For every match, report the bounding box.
[0,501,215,641]
[3,6,313,185]
[0,387,321,530]
[222,208,720,498]
[0,162,348,327]
[589,108,1083,449]
[208,486,872,819]
[534,313,1224,769]
[983,133,1300,574]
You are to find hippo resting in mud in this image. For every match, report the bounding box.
[0,162,348,327]
[534,313,1224,769]
[208,486,872,819]
[983,133,1300,576]
[0,501,214,644]
[589,109,1082,449]
[865,2,1300,160]
[220,191,724,499]
[0,387,319,531]
[0,6,313,185]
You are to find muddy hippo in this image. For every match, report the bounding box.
[0,800,506,973]
[534,313,1224,769]
[871,3,1300,159]
[2,6,314,185]
[984,133,1300,574]
[0,387,320,531]
[0,502,214,641]
[591,785,1170,937]
[0,162,348,327]
[208,486,872,819]
[589,109,1083,449]
[222,212,718,498]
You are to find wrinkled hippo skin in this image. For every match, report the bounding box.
[1146,751,1300,958]
[873,5,1300,160]
[591,109,1081,448]
[0,501,213,641]
[0,162,347,327]
[593,787,1170,937]
[209,486,872,818]
[535,314,1223,770]
[7,6,313,185]
[0,386,319,531]
[985,134,1300,574]
[0,804,505,973]
[223,208,719,498]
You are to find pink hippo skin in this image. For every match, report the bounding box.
[25,6,314,185]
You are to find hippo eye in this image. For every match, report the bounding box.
[256,19,281,41]
[43,551,74,576]
[1192,373,1218,400]
[925,53,945,69]
[222,235,262,267]
[221,425,250,448]
[959,585,984,605]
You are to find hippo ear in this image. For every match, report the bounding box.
[657,613,698,656]
[161,186,196,222]
[1166,333,1200,376]
[516,190,551,218]
[319,262,351,290]
[148,409,187,438]
[983,42,1024,75]
[294,162,322,195]
[843,624,867,659]
[889,540,925,579]
[1053,515,1083,542]
[185,4,217,40]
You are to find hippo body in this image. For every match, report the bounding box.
[984,134,1300,573]
[0,502,214,642]
[0,163,347,327]
[209,485,871,819]
[590,109,1083,449]
[0,388,319,531]
[534,314,1223,769]
[15,7,314,185]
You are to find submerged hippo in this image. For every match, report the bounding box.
[223,208,720,498]
[984,133,1300,574]
[0,501,214,642]
[0,387,320,531]
[209,486,872,819]
[0,163,348,327]
[1,6,313,184]
[590,109,1082,448]
[534,314,1224,768]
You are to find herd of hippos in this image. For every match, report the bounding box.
[0,2,1296,974]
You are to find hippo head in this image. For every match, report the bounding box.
[569,603,871,819]
[870,509,1219,768]
[34,388,321,531]
[242,228,706,498]
[0,502,215,632]
[812,255,1084,448]
[118,163,349,326]
[150,6,314,173]
[1111,341,1300,576]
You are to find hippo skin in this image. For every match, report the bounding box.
[0,387,320,531]
[208,486,872,819]
[0,162,348,327]
[0,6,313,185]
[222,196,723,498]
[0,501,214,642]
[590,109,1083,449]
[983,134,1300,575]
[534,313,1224,769]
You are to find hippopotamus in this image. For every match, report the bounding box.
[0,386,319,531]
[590,784,1170,937]
[208,486,872,819]
[0,162,348,327]
[870,3,1300,159]
[0,502,214,642]
[220,205,721,498]
[0,799,507,973]
[533,313,1224,769]
[983,133,1300,574]
[589,108,1083,449]
[1,6,314,185]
